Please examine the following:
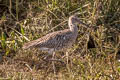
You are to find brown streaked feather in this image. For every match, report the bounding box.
[23,15,80,51]
[22,29,75,50]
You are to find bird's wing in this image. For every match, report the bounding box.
[22,29,72,49]
[35,29,73,49]
[22,29,73,49]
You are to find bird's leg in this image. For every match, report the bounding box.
[52,52,56,74]
[43,52,53,60]
[44,50,63,63]
[43,49,54,60]
[52,52,55,59]
[66,51,69,65]
[61,51,69,63]
[49,51,58,61]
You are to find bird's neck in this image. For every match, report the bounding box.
[68,21,78,34]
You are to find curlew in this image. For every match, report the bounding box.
[22,15,86,59]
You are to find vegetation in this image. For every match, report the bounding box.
[0,0,120,79]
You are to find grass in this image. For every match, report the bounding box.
[0,0,120,79]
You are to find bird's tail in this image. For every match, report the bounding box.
[22,40,38,49]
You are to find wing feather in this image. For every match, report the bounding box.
[22,29,72,49]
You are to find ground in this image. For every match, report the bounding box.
[0,0,120,80]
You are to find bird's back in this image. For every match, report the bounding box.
[22,29,77,51]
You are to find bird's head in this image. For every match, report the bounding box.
[69,15,89,28]
[69,15,82,25]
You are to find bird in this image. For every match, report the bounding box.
[22,15,89,73]
[22,15,86,59]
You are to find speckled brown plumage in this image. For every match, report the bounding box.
[22,15,82,53]
[23,29,77,51]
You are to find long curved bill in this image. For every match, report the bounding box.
[76,18,90,28]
